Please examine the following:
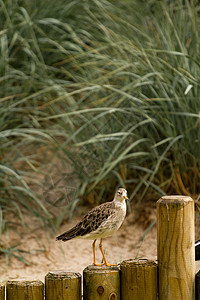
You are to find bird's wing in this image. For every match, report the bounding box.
[56,202,115,241]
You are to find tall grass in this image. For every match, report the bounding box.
[50,0,200,204]
[0,0,200,245]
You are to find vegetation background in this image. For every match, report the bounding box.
[0,0,200,261]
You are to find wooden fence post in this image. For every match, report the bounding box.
[83,265,120,300]
[195,270,200,300]
[45,270,81,300]
[6,280,44,300]
[157,195,195,300]
[0,283,5,300]
[120,259,158,300]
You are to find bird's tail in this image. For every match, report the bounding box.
[56,233,71,242]
[56,226,80,242]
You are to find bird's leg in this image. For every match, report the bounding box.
[99,238,118,267]
[92,239,102,266]
[99,238,108,264]
[92,239,97,265]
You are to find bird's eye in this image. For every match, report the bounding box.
[118,191,121,195]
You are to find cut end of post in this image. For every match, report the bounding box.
[83,264,120,274]
[157,195,193,204]
[120,259,157,268]
[46,270,81,280]
[6,280,43,287]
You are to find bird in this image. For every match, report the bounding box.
[56,187,128,266]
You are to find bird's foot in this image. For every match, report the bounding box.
[93,263,104,266]
[93,262,118,267]
[103,262,118,267]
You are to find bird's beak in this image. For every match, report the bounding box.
[124,195,128,200]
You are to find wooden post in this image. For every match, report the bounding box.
[83,265,120,300]
[6,280,44,300]
[45,270,81,300]
[0,283,5,300]
[120,259,158,300]
[157,195,195,300]
[196,271,200,300]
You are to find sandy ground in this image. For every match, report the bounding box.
[1,205,200,283]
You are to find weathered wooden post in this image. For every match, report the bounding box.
[6,280,44,300]
[157,195,195,300]
[196,270,200,300]
[0,283,5,300]
[120,259,158,300]
[83,265,120,300]
[45,270,81,300]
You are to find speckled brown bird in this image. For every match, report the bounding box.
[56,188,128,266]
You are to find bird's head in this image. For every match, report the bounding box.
[114,188,128,202]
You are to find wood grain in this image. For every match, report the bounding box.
[83,265,120,300]
[120,259,158,300]
[157,195,195,300]
[0,283,5,300]
[6,280,44,300]
[45,270,81,300]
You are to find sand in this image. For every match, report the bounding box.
[1,205,200,283]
